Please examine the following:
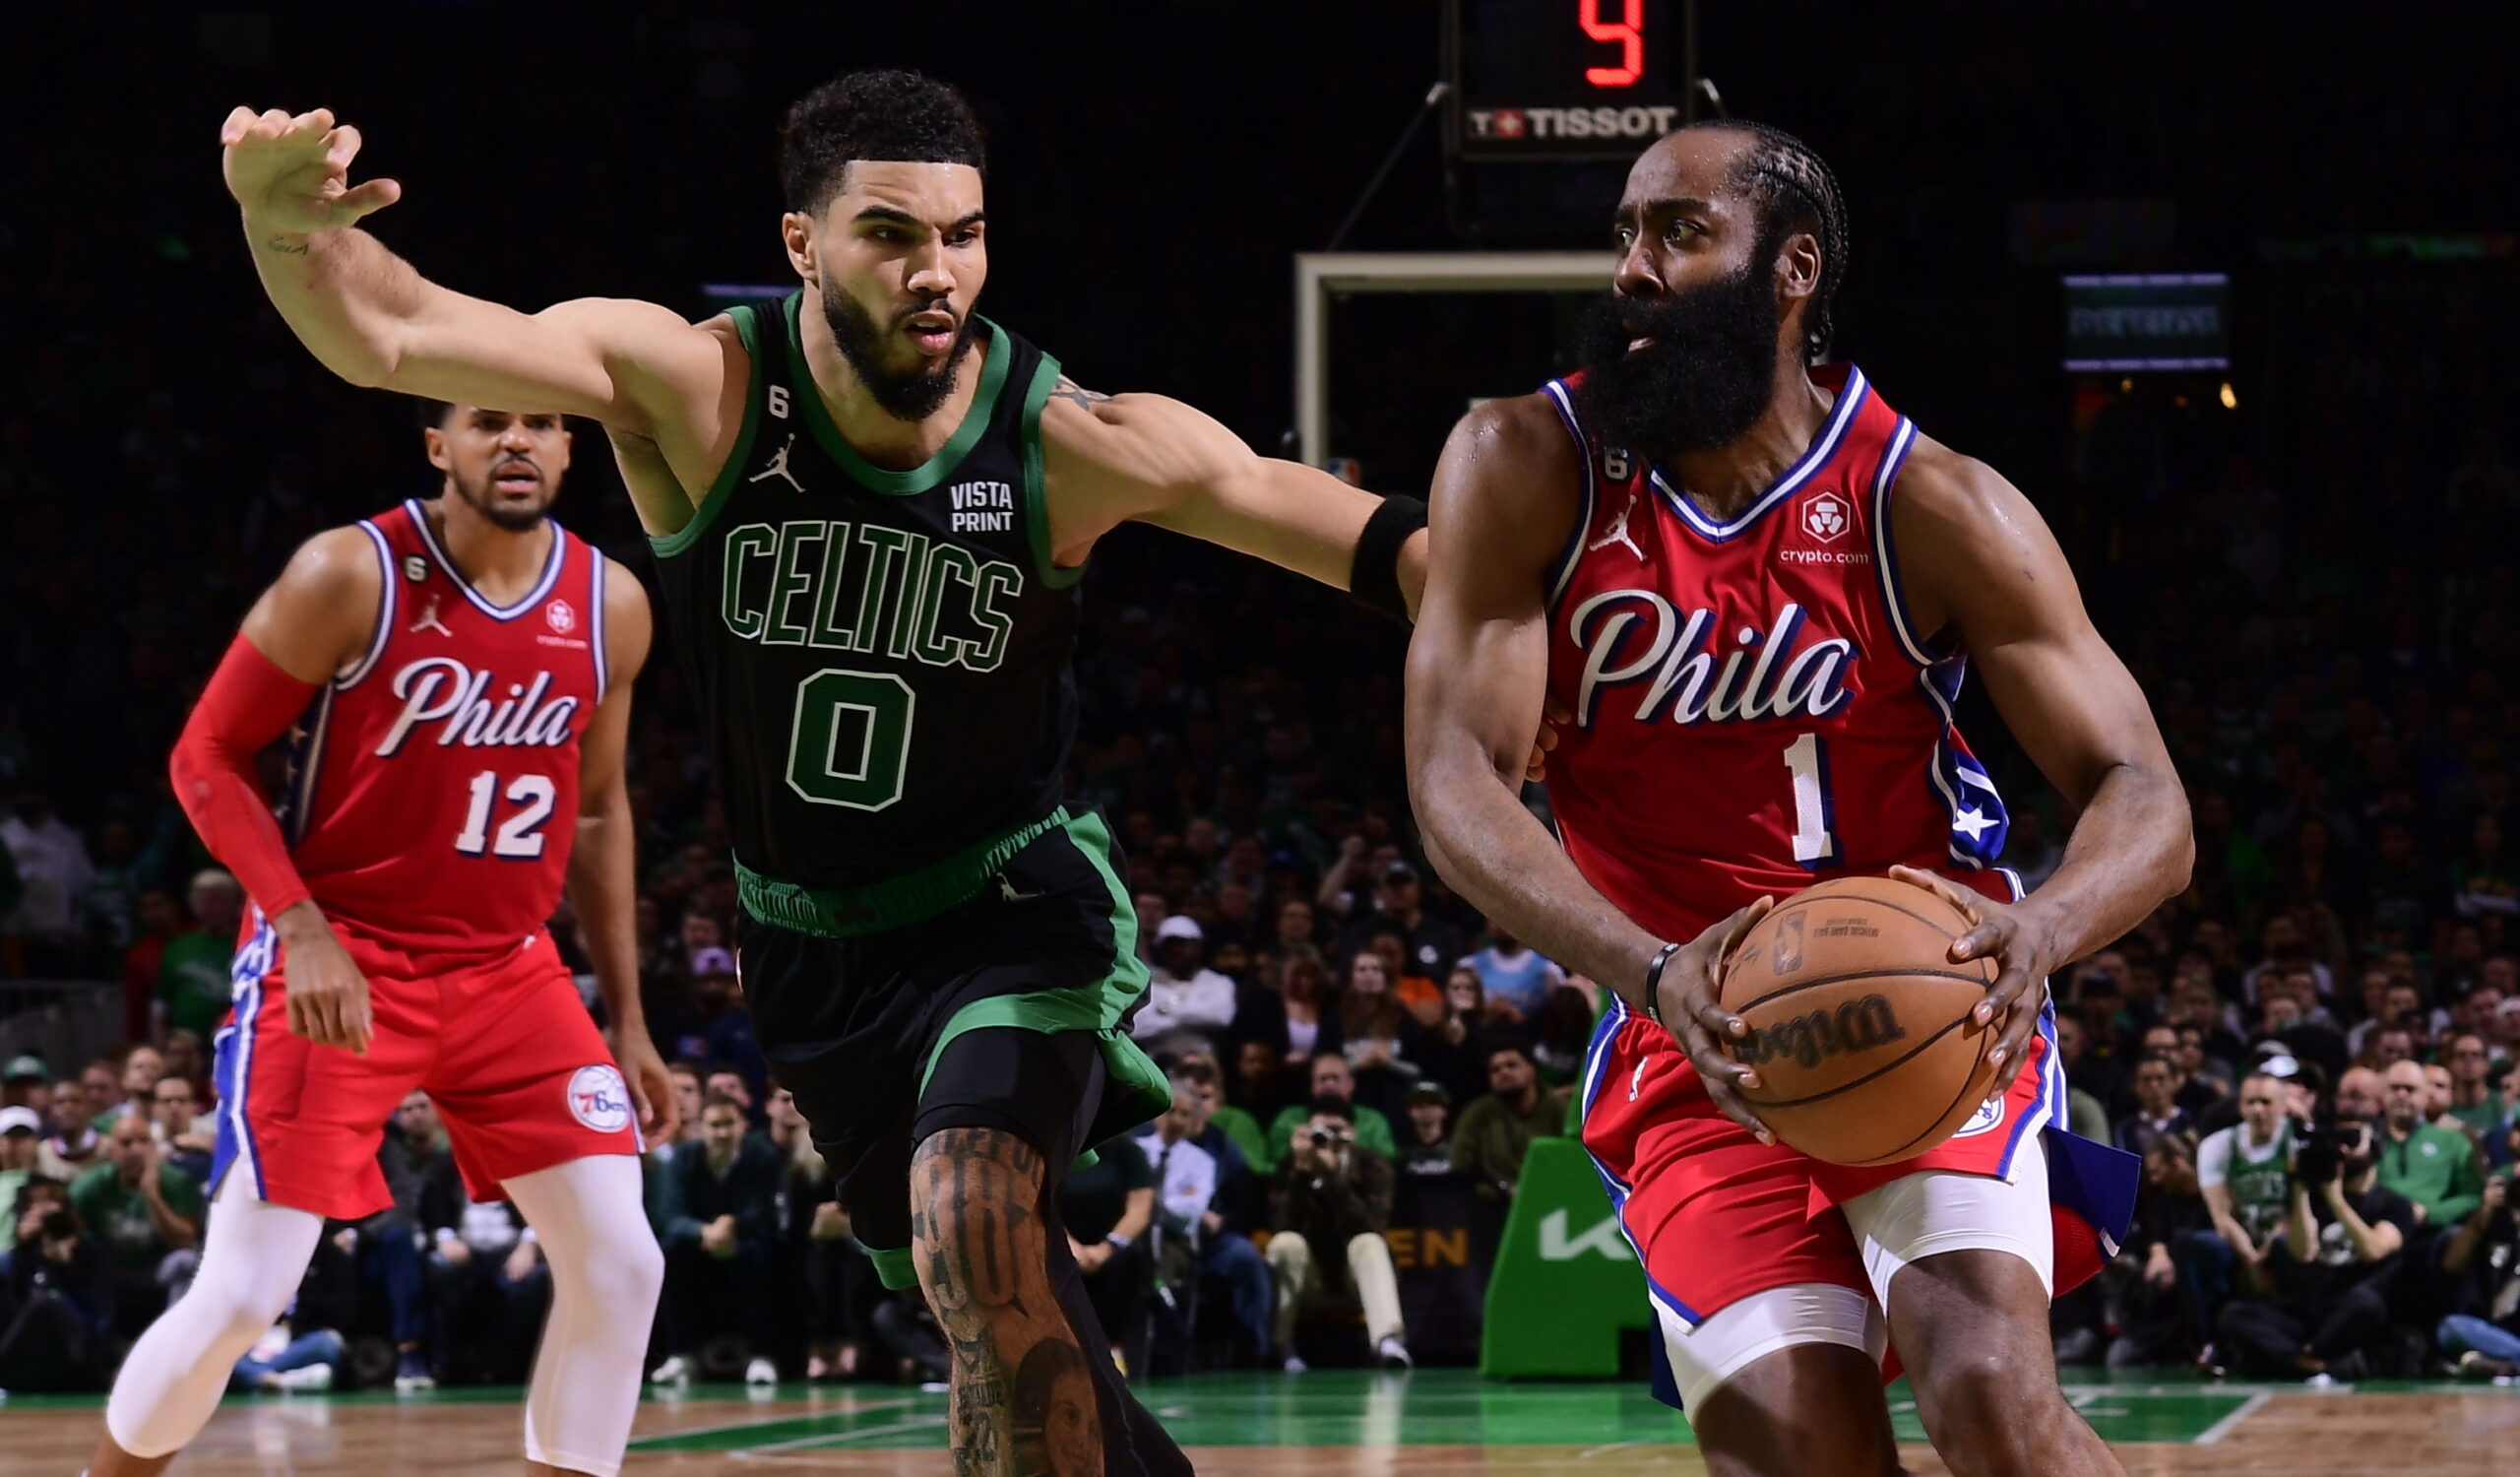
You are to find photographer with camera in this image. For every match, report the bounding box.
[2215,1114,2416,1381]
[1264,1098,1409,1372]
[0,1177,117,1390]
[2436,1152,2519,1378]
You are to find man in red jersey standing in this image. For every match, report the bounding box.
[88,402,673,1477]
[1409,122,2190,1477]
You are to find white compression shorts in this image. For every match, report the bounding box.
[1654,1139,2054,1413]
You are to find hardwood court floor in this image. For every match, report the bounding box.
[2,1369,2515,1474]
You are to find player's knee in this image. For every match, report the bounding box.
[1345,1231,1394,1272]
[578,1223,664,1316]
[1266,1230,1311,1272]
[1909,1348,2068,1473]
[909,1126,1049,1338]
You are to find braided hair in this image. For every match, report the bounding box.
[1687,119,1849,363]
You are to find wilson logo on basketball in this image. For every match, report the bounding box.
[1736,995,1910,1070]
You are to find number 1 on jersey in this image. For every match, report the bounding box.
[455,770,557,858]
[1782,733,1839,867]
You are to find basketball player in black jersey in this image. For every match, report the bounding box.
[220,72,1424,1477]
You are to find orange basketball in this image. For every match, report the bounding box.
[1715,875,2002,1167]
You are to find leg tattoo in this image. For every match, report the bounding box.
[913,1127,1102,1477]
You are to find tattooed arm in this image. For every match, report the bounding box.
[911,1127,1100,1477]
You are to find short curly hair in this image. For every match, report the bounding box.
[779,69,986,216]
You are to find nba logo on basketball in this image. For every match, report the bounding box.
[566,1064,631,1132]
[1802,491,1850,543]
[544,599,577,634]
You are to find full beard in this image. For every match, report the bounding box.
[824,289,976,422]
[1574,248,1786,466]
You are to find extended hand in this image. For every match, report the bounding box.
[220,106,401,234]
[1669,897,1780,1144]
[278,906,373,1055]
[615,1027,680,1143]
[1886,867,2058,1075]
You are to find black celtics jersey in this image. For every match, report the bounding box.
[653,294,1081,894]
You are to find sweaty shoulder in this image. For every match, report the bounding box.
[1428,393,1583,583]
[244,524,388,684]
[1882,430,2072,647]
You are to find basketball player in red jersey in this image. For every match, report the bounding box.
[88,405,672,1477]
[1409,123,2190,1477]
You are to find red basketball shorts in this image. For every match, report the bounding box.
[210,911,639,1220]
[1579,992,2073,1331]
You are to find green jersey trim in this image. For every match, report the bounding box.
[649,304,766,558]
[1018,352,1086,590]
[781,293,1011,496]
[914,810,1166,1127]
[735,806,1071,939]
[860,1243,918,1291]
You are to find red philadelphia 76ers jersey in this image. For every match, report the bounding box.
[278,500,608,957]
[1539,363,2014,940]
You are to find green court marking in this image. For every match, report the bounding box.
[621,1370,2368,1453]
[10,1366,2506,1451]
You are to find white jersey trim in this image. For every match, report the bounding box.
[337,519,398,688]
[1541,380,1600,609]
[589,551,610,703]
[405,498,568,621]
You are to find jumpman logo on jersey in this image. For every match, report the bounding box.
[749,434,804,492]
[409,593,452,638]
[1589,490,1646,562]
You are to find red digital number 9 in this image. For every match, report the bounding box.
[1580,0,1643,87]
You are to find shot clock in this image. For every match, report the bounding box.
[1447,0,1688,161]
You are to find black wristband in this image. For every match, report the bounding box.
[1642,941,1681,1028]
[1349,494,1427,623]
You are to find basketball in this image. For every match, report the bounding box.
[1717,875,2002,1167]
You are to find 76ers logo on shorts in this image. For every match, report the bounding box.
[1951,1091,2006,1139]
[566,1064,631,1133]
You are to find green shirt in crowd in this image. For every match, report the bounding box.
[1210,1104,1274,1175]
[2445,1091,2506,1146]
[1452,1086,1570,1192]
[158,930,235,1038]
[0,1166,28,1253]
[2376,1120,2485,1228]
[70,1161,203,1270]
[1268,1103,1397,1167]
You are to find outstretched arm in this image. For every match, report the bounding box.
[1885,440,2194,1071]
[1037,379,1427,617]
[1404,399,1774,1139]
[220,107,739,529]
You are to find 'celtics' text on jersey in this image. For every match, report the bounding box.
[652,295,1080,891]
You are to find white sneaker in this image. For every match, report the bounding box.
[650,1355,691,1385]
[1375,1336,1413,1370]
[2304,1372,2336,1388]
[275,1365,334,1393]
[745,1358,779,1386]
[1282,1354,1308,1375]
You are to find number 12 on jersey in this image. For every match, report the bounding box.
[1782,733,1840,867]
[455,770,557,859]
